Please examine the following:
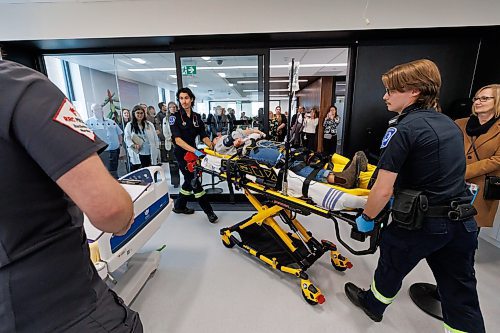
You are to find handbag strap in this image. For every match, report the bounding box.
[470,137,480,160]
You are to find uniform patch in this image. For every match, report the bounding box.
[380,127,397,148]
[53,98,95,141]
[169,115,176,125]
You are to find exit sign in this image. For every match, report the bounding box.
[182,65,197,75]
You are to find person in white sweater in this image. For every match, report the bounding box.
[124,104,160,171]
[302,108,319,151]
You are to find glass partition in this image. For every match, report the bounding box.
[44,53,177,180]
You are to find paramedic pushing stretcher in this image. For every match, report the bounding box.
[170,87,218,223]
[345,59,485,332]
[0,60,142,332]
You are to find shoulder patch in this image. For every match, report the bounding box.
[53,98,95,141]
[380,127,397,149]
[169,115,176,125]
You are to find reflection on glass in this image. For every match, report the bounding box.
[44,53,178,180]
[180,55,264,139]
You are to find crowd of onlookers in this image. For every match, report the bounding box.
[272,104,341,154]
[100,102,342,178]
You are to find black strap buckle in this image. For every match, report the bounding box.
[447,210,460,221]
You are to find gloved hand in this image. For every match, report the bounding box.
[355,213,374,233]
[194,149,205,158]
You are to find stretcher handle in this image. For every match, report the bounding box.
[330,210,388,256]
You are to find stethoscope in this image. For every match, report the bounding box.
[179,109,200,127]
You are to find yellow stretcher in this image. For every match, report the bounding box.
[196,149,388,305]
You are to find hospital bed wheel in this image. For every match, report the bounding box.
[222,237,235,248]
[331,260,348,272]
[301,290,318,306]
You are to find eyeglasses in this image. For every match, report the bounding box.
[472,96,494,103]
[385,88,397,96]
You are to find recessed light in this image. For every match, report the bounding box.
[188,84,197,88]
[131,58,146,64]
[228,83,234,87]
[169,75,177,78]
[201,56,211,61]
[218,72,226,78]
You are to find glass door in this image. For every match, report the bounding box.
[176,51,268,140]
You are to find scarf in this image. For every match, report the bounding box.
[465,115,498,137]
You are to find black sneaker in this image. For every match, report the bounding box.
[173,207,195,214]
[345,282,383,322]
[207,212,219,224]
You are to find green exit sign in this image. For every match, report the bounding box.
[182,65,197,75]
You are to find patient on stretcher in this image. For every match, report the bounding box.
[213,130,368,189]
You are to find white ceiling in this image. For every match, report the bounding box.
[49,48,348,102]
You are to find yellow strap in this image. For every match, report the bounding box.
[370,279,397,305]
[194,190,206,198]
[180,188,192,196]
[443,323,467,333]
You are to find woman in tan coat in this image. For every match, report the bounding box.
[455,84,500,227]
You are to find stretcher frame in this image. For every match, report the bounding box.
[196,153,388,305]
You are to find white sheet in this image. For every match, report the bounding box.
[201,154,367,211]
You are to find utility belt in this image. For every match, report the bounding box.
[391,189,477,231]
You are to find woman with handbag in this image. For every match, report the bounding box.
[455,84,500,228]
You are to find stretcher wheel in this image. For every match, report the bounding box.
[301,290,319,306]
[331,259,348,272]
[222,237,235,248]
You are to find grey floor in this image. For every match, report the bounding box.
[130,208,500,333]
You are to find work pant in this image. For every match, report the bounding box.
[364,218,485,333]
[174,156,213,214]
[66,286,143,332]
[99,148,120,178]
[166,145,180,187]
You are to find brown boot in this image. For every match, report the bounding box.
[332,152,364,189]
[354,151,368,172]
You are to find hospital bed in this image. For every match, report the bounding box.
[84,166,173,305]
[196,149,388,305]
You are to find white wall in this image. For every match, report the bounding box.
[1,0,499,41]
[78,66,159,117]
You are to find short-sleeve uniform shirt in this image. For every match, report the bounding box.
[377,106,468,204]
[0,60,107,332]
[169,108,208,160]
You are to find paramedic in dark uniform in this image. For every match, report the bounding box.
[170,87,218,223]
[344,59,485,333]
[0,60,142,332]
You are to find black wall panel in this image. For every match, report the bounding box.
[345,39,480,160]
[472,32,500,94]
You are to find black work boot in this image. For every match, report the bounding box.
[345,282,383,322]
[173,207,195,214]
[207,212,219,224]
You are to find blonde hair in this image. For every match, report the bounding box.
[472,84,500,118]
[382,59,442,112]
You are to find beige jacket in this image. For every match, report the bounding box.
[455,117,500,227]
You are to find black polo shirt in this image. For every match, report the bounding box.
[0,60,107,332]
[378,105,468,204]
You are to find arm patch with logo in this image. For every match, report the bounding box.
[380,127,397,148]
